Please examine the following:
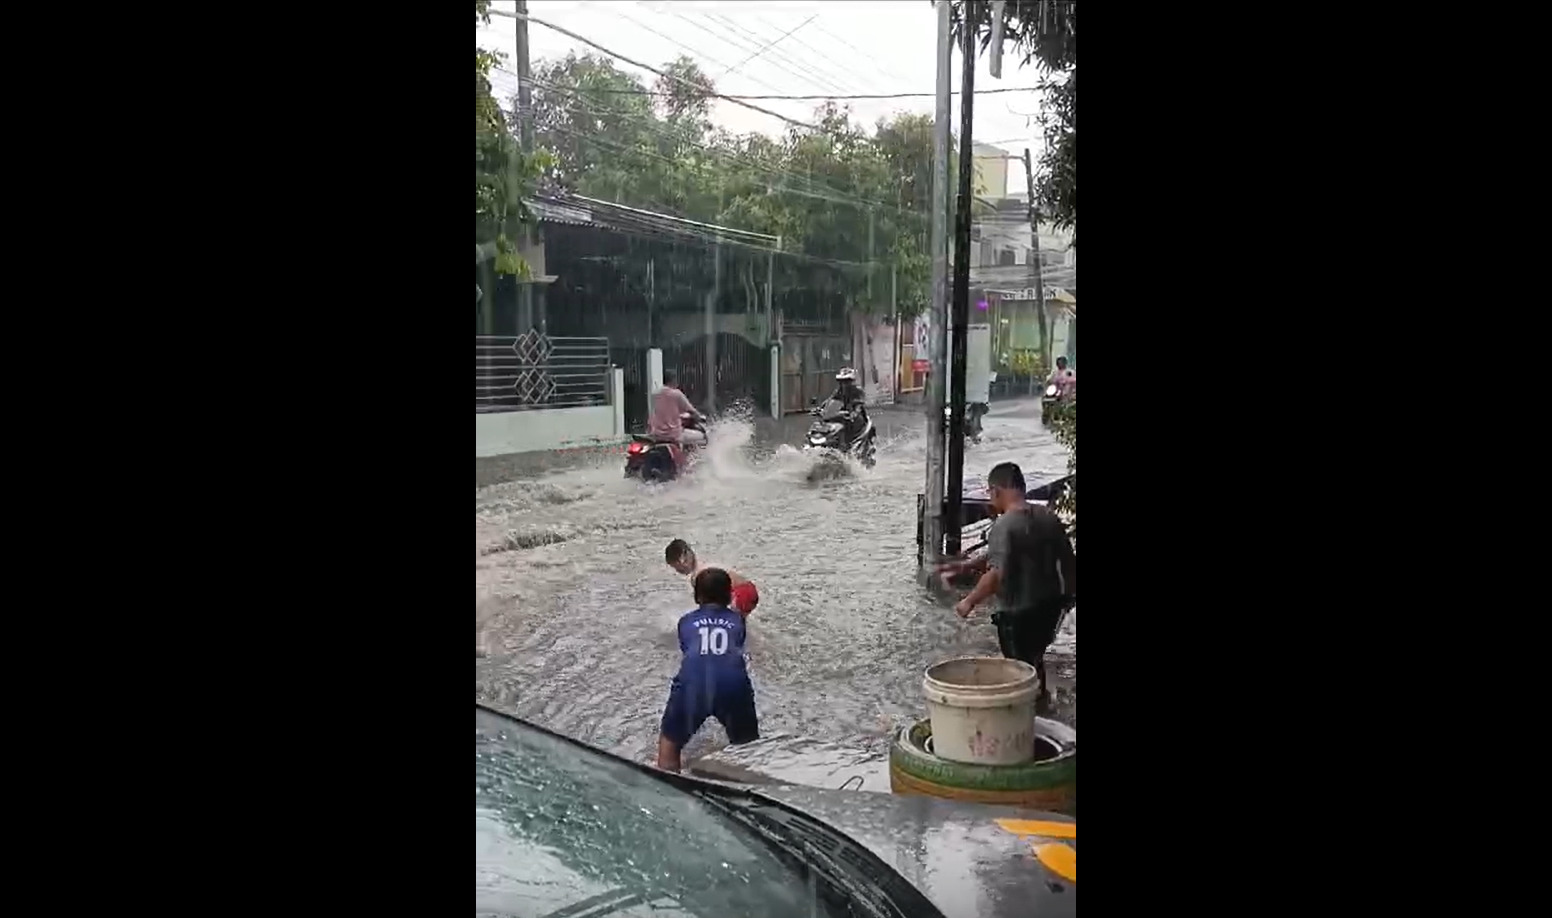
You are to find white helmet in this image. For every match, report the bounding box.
[835,367,857,382]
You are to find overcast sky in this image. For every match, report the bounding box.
[478,0,1050,197]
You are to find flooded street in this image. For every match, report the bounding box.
[476,399,1076,771]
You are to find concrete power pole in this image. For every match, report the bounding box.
[514,0,536,334]
[922,0,953,571]
[945,1,978,557]
[1022,148,1049,371]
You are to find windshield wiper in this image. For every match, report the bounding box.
[693,791,906,918]
[536,886,648,918]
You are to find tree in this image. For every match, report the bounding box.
[525,52,943,321]
[952,0,1075,236]
[476,0,551,277]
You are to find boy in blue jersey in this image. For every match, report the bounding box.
[656,567,760,773]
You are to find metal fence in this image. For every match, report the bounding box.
[475,332,612,413]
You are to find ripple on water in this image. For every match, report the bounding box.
[476,410,1074,762]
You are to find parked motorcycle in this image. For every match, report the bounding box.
[803,398,876,468]
[624,414,707,483]
[1041,383,1061,426]
[943,402,989,444]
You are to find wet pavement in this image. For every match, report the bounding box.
[476,397,1076,777]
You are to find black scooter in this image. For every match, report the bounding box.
[624,414,707,483]
[803,398,877,468]
[943,402,989,444]
[1040,384,1061,426]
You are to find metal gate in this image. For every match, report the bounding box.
[663,333,770,416]
[781,334,852,414]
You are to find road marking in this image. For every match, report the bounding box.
[995,819,1076,839]
[994,819,1077,882]
[1034,843,1077,882]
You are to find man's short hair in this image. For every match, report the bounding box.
[693,567,733,606]
[988,462,1026,493]
[663,369,678,385]
[1056,356,1068,367]
[665,539,692,564]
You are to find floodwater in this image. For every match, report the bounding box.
[475,400,1075,772]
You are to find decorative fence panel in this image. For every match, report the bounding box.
[475,332,611,413]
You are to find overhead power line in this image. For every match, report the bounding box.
[514,85,1041,101]
[721,13,816,77]
[490,6,820,131]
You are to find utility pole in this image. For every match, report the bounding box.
[1022,148,1049,372]
[923,0,952,571]
[514,0,536,335]
[945,2,978,557]
[765,239,776,351]
[766,236,778,415]
[891,264,900,403]
[707,179,724,414]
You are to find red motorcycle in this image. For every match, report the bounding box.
[623,414,708,483]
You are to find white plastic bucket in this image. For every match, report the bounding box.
[921,657,1041,766]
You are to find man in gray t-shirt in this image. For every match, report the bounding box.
[938,462,1076,697]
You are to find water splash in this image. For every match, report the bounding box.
[477,403,1076,764]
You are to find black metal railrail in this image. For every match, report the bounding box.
[476,332,612,413]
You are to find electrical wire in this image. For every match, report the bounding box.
[494,85,1042,101]
[508,73,940,219]
[721,14,817,78]
[490,5,821,130]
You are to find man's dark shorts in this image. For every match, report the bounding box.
[660,671,760,748]
[992,598,1067,670]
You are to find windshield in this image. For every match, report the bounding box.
[819,398,847,421]
[476,707,875,918]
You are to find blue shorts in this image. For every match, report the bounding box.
[659,669,759,748]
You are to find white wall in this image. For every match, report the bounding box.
[476,406,619,457]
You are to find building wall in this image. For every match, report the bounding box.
[973,142,1011,198]
[476,406,620,457]
[849,314,899,405]
[554,307,772,350]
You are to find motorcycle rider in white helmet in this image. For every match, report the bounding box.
[823,368,869,442]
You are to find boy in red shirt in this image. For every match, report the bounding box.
[665,539,759,616]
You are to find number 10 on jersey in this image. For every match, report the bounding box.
[698,626,729,655]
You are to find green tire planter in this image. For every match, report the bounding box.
[889,717,1076,814]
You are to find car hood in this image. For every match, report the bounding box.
[957,472,1074,504]
[752,784,1075,918]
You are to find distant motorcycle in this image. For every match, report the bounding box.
[803,398,876,468]
[624,414,706,483]
[943,402,989,444]
[1041,383,1061,426]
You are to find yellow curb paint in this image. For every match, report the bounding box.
[994,819,1077,884]
[995,819,1076,839]
[1033,843,1076,882]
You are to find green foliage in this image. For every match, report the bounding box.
[527,53,954,320]
[952,1,1076,237]
[1048,398,1076,541]
[476,1,550,278]
[1009,348,1047,380]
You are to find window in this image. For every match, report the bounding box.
[476,708,923,918]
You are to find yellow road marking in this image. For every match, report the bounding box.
[994,819,1077,883]
[995,818,1077,839]
[1034,843,1077,882]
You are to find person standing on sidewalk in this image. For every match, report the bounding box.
[937,462,1076,704]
